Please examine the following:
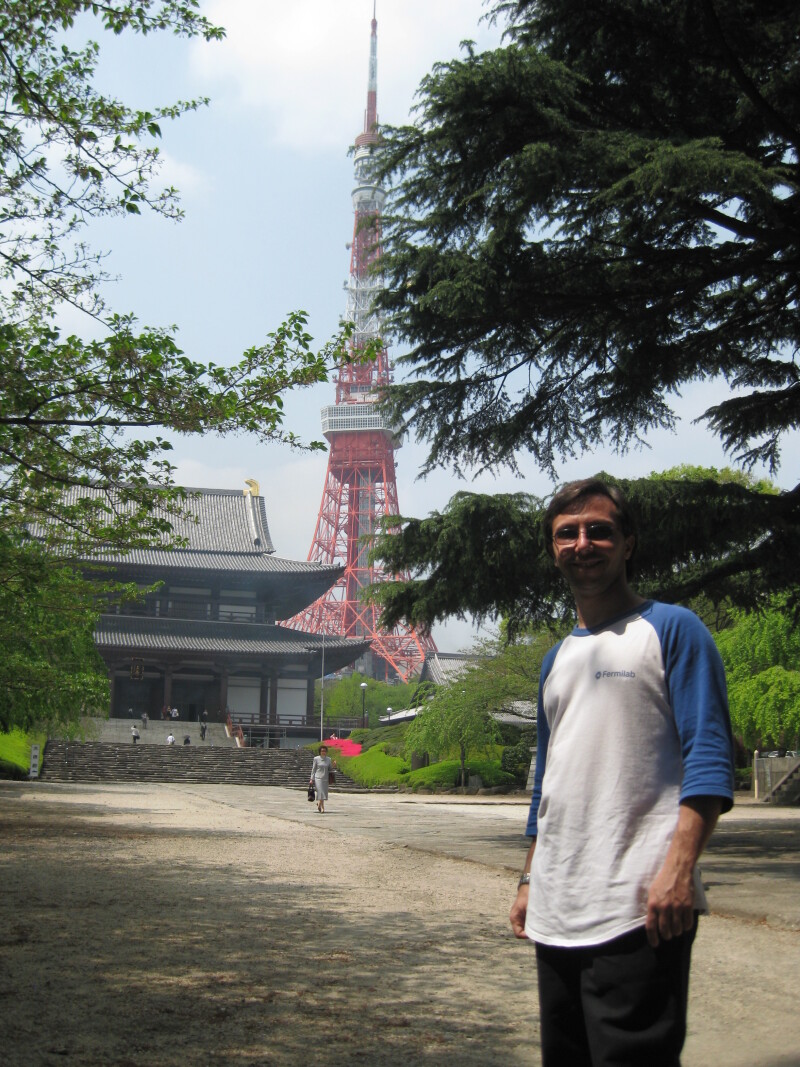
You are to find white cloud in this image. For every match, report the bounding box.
[154,152,211,198]
[169,456,249,493]
[195,0,501,150]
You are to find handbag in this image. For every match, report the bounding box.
[307,783,315,802]
[328,770,336,784]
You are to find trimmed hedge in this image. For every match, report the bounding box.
[310,725,522,793]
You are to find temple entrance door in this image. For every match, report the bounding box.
[114,675,160,718]
[171,677,218,722]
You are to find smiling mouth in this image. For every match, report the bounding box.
[568,561,605,574]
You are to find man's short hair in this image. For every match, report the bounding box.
[543,478,638,577]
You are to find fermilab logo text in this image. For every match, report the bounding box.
[595,669,636,680]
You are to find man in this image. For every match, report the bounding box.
[510,478,734,1067]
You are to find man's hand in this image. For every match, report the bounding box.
[645,861,695,947]
[510,884,530,939]
[645,796,723,947]
[510,840,537,939]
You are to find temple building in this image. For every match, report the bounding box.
[85,482,369,738]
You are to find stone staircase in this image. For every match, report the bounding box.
[39,740,358,790]
[83,718,237,747]
[763,759,800,805]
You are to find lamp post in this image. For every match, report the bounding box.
[386,706,392,725]
[320,632,326,743]
[360,681,368,729]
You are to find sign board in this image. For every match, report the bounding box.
[29,744,40,779]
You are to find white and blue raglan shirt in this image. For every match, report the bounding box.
[524,601,735,948]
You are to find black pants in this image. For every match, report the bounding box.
[535,919,697,1067]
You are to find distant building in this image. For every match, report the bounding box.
[72,484,369,736]
[383,651,535,728]
[419,651,480,687]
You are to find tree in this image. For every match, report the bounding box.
[370,468,800,637]
[404,678,501,789]
[376,0,799,477]
[715,599,800,749]
[1,314,336,552]
[0,4,343,730]
[0,2,221,318]
[0,3,343,549]
[449,629,553,714]
[315,674,418,728]
[0,533,127,733]
[367,0,800,639]
[404,628,554,788]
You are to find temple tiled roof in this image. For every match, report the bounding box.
[40,484,342,587]
[419,651,480,686]
[96,616,369,670]
[37,484,276,555]
[94,549,340,577]
[173,487,275,553]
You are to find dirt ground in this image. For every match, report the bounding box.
[0,782,798,1067]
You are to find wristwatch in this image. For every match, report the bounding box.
[517,872,531,889]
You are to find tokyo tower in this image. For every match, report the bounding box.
[284,7,436,681]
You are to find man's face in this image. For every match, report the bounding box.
[550,494,635,600]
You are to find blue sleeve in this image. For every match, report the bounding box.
[525,643,558,837]
[650,603,735,812]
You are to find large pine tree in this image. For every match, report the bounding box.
[368,1,799,631]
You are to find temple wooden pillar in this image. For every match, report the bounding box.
[268,674,278,726]
[163,666,173,714]
[108,667,117,717]
[259,673,269,725]
[218,667,228,721]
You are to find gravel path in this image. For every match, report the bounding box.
[0,782,797,1067]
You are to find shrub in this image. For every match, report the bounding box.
[348,723,408,757]
[336,743,410,787]
[405,760,461,791]
[404,757,517,792]
[501,740,535,787]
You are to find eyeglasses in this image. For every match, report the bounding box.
[552,522,616,546]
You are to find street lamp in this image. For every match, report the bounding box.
[320,632,326,743]
[360,681,368,729]
[386,706,392,725]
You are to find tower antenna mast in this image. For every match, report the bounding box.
[284,6,436,681]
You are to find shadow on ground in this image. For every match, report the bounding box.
[0,803,537,1067]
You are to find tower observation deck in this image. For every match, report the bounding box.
[282,8,436,681]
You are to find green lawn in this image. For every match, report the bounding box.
[0,728,46,778]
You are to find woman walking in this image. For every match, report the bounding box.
[309,745,337,813]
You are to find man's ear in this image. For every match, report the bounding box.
[624,535,635,560]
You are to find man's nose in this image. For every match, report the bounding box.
[574,527,593,550]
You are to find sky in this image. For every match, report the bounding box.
[68,0,798,653]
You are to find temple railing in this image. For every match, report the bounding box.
[225,714,245,748]
[229,715,363,746]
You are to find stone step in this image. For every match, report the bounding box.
[90,719,236,747]
[764,759,800,805]
[40,741,358,790]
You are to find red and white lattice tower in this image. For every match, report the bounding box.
[284,8,436,681]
